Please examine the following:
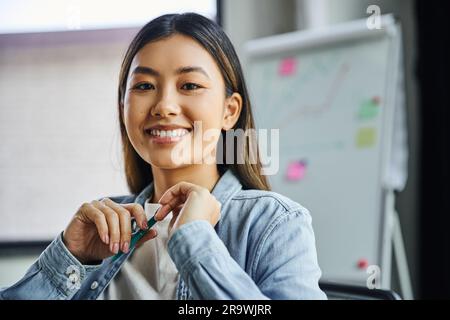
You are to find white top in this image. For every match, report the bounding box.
[98,212,179,300]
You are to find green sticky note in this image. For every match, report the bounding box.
[357,97,380,120]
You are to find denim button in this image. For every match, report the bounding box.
[90,281,99,290]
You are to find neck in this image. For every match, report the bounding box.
[150,164,221,203]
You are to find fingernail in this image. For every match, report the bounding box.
[122,242,129,254]
[112,242,119,254]
[141,221,148,230]
[104,234,109,245]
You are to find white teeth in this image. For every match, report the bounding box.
[149,129,189,137]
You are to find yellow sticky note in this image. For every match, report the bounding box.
[356,127,376,148]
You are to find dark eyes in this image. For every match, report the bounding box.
[133,83,155,91]
[132,82,202,91]
[181,83,202,90]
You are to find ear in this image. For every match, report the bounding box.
[222,92,243,131]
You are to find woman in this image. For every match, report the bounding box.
[0,13,326,300]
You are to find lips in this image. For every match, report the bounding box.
[145,124,192,131]
[144,125,192,144]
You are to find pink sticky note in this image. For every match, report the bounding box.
[286,160,307,181]
[278,57,297,76]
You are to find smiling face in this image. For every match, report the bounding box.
[122,34,242,170]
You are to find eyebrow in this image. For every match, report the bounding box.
[132,65,210,79]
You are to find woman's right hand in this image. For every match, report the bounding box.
[62,198,157,264]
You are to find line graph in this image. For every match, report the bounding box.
[275,62,350,129]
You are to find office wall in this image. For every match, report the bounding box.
[222,0,297,59]
[0,28,137,288]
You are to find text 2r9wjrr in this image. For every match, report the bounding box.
[221,304,271,316]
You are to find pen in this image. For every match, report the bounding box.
[112,215,158,262]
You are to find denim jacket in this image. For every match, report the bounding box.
[0,169,326,300]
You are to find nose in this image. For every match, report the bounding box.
[151,89,181,118]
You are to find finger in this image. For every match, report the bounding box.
[102,199,132,254]
[172,204,183,216]
[156,201,181,222]
[121,203,148,230]
[158,181,197,205]
[157,182,200,220]
[135,229,158,248]
[80,203,109,245]
[93,200,120,254]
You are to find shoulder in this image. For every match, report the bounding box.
[232,189,311,219]
[225,189,313,234]
[221,189,318,280]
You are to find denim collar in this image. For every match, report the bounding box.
[133,168,243,212]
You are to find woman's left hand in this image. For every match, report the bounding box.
[155,182,221,236]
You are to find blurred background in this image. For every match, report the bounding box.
[0,0,448,299]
